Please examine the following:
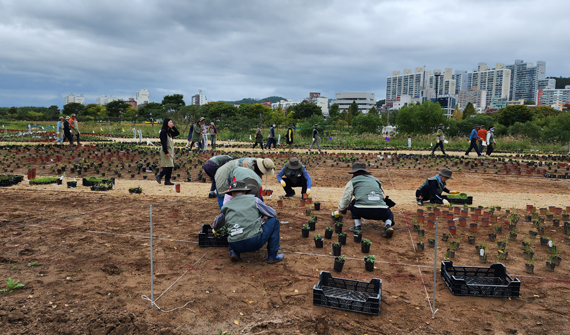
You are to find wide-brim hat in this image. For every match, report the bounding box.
[439,168,453,180]
[65,116,70,120]
[257,158,275,176]
[474,124,480,128]
[285,157,302,170]
[71,113,76,117]
[348,162,370,174]
[59,116,64,119]
[199,117,205,122]
[210,122,214,125]
[229,180,252,193]
[438,124,444,128]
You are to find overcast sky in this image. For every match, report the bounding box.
[1,0,569,108]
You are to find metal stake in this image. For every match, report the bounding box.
[150,205,154,308]
[432,217,439,318]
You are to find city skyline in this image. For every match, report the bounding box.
[1,0,569,108]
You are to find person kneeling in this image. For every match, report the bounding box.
[213,180,284,263]
[416,168,455,206]
[337,162,396,238]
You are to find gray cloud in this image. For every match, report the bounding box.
[0,0,569,107]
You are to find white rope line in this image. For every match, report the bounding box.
[282,250,432,268]
[86,230,199,244]
[141,250,210,313]
[416,257,437,316]
[0,231,34,245]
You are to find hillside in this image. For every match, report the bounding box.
[224,96,287,105]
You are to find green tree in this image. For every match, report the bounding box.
[496,105,533,127]
[395,101,446,134]
[351,113,383,134]
[462,102,476,120]
[287,101,322,120]
[543,112,570,142]
[375,99,385,109]
[368,106,379,117]
[45,105,61,121]
[509,121,541,139]
[387,109,398,126]
[62,103,85,117]
[299,115,326,137]
[456,115,495,136]
[83,104,107,121]
[161,94,185,111]
[138,102,165,126]
[451,104,462,120]
[328,103,340,122]
[26,111,44,121]
[348,100,360,118]
[105,100,131,122]
[524,100,535,105]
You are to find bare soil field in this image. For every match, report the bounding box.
[1,144,570,334]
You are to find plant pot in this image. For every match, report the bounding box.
[300,199,306,207]
[481,218,490,227]
[468,235,476,244]
[324,229,333,239]
[523,251,535,260]
[428,213,436,221]
[488,233,496,242]
[540,237,549,246]
[447,220,455,227]
[479,254,487,263]
[314,238,324,248]
[301,228,310,238]
[529,230,538,238]
[545,261,555,272]
[334,223,343,234]
[361,242,371,253]
[426,220,435,229]
[353,233,362,243]
[306,197,312,204]
[525,263,534,274]
[314,202,321,210]
[305,209,312,216]
[417,215,425,223]
[460,210,468,218]
[364,259,374,272]
[445,249,455,259]
[332,244,341,256]
[509,233,517,241]
[448,226,457,235]
[277,200,283,207]
[266,189,273,196]
[497,251,508,261]
[428,239,435,248]
[413,224,420,232]
[334,258,345,272]
[338,234,347,245]
[308,220,316,231]
[418,229,425,237]
[175,184,181,193]
[553,256,562,266]
[553,219,560,227]
[416,242,425,251]
[442,233,449,241]
[469,223,478,232]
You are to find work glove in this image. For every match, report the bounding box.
[312,138,315,142]
[332,210,340,218]
[306,188,311,196]
[450,191,460,195]
[442,199,450,205]
[280,180,286,187]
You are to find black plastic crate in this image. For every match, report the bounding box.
[313,271,381,315]
[198,224,229,247]
[441,261,520,298]
[447,196,473,205]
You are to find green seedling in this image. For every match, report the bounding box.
[362,238,372,245]
[1,278,25,293]
[27,261,41,268]
[336,255,345,262]
[314,234,322,240]
[365,255,376,262]
[302,224,310,230]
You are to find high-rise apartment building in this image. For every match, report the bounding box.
[506,60,546,101]
[307,93,329,116]
[386,68,426,101]
[191,89,208,106]
[537,85,570,110]
[457,87,487,110]
[96,95,118,106]
[135,89,149,106]
[468,63,511,103]
[65,93,85,105]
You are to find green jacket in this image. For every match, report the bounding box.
[222,194,263,242]
[210,155,233,167]
[339,174,386,209]
[191,122,202,142]
[214,157,257,195]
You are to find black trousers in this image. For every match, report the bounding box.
[265,138,276,149]
[157,167,173,181]
[252,141,264,149]
[282,176,307,196]
[348,200,394,225]
[486,144,495,156]
[431,141,445,155]
[465,139,481,156]
[415,187,447,204]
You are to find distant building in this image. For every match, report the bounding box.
[537,85,570,110]
[307,92,329,116]
[125,98,137,109]
[191,89,208,106]
[271,100,301,110]
[333,92,376,114]
[96,95,118,106]
[136,89,149,106]
[489,97,509,110]
[468,63,511,103]
[458,87,487,110]
[65,93,84,105]
[506,60,546,101]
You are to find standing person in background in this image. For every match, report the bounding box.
[430,124,446,155]
[56,116,64,144]
[202,120,208,151]
[69,113,80,145]
[308,124,321,153]
[485,127,497,157]
[156,117,180,186]
[252,124,264,150]
[286,124,294,150]
[63,116,73,146]
[465,124,482,156]
[185,122,194,148]
[203,154,236,198]
[265,123,276,150]
[477,125,488,154]
[190,117,204,151]
[209,122,217,150]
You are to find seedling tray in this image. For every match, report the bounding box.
[441,261,520,298]
[446,196,473,205]
[198,224,229,247]
[313,271,381,315]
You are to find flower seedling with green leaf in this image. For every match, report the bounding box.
[302,224,310,230]
[336,255,345,262]
[364,255,376,262]
[1,278,25,293]
[314,234,323,240]
[362,238,372,245]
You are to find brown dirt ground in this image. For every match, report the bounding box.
[1,145,570,334]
